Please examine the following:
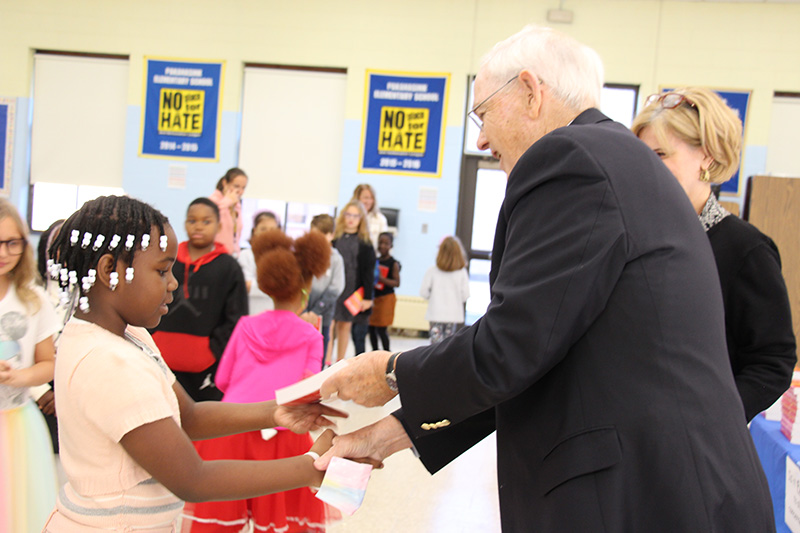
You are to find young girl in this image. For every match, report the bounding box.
[184,229,333,533]
[238,210,281,315]
[351,183,388,250]
[331,201,375,364]
[210,167,248,256]
[0,199,59,533]
[368,232,401,351]
[150,198,248,402]
[43,195,341,532]
[420,236,470,344]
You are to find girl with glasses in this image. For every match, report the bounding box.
[632,87,796,421]
[0,199,60,532]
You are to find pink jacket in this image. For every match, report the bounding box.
[215,310,322,404]
[209,189,243,256]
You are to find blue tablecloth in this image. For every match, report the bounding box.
[750,415,800,533]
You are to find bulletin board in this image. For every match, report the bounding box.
[0,98,13,197]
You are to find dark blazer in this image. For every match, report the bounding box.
[708,214,796,421]
[395,109,774,532]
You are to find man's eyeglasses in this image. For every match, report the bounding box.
[0,238,26,256]
[468,74,520,130]
[645,92,696,110]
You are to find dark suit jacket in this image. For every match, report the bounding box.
[395,109,774,532]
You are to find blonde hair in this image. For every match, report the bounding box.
[631,87,742,184]
[436,236,467,272]
[0,199,40,313]
[334,201,371,242]
[351,183,380,215]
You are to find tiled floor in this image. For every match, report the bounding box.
[322,334,501,533]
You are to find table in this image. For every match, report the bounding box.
[750,415,800,533]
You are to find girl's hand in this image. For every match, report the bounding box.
[308,429,336,487]
[360,300,373,312]
[274,403,348,434]
[0,361,20,387]
[37,389,57,416]
[223,184,242,203]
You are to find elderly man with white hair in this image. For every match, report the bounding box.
[317,25,775,532]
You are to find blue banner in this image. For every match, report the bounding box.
[360,71,449,177]
[141,58,224,160]
[0,98,14,195]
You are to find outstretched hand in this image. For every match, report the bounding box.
[314,415,412,471]
[320,350,396,407]
[274,402,348,434]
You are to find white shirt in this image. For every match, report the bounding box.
[420,267,470,323]
[237,247,275,315]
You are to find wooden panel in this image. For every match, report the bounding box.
[746,175,800,350]
[720,200,740,217]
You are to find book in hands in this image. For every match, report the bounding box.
[343,287,364,316]
[374,264,389,290]
[275,360,348,405]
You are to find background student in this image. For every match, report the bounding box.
[351,183,388,250]
[209,167,248,257]
[0,199,60,533]
[150,197,248,401]
[369,232,401,351]
[330,201,375,363]
[420,236,469,343]
[238,210,281,315]
[184,230,332,533]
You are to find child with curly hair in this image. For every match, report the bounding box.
[183,229,335,533]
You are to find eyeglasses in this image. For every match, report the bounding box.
[343,212,361,219]
[645,92,696,110]
[468,74,520,130]
[0,238,26,256]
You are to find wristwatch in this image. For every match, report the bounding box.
[385,352,401,392]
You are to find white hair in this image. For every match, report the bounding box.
[480,25,604,111]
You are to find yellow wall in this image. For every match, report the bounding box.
[2,0,799,145]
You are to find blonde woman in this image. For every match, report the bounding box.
[351,183,388,249]
[632,87,795,421]
[329,201,375,365]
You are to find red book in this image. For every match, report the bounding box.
[275,360,348,405]
[343,287,364,316]
[375,264,389,290]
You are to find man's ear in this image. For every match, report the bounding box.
[518,69,545,120]
[95,253,117,290]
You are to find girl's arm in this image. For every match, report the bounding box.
[380,261,401,288]
[120,415,335,502]
[175,381,344,440]
[420,268,433,299]
[0,335,55,388]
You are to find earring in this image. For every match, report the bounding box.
[109,272,119,291]
[700,168,711,183]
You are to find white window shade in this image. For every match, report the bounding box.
[31,53,128,186]
[239,67,346,204]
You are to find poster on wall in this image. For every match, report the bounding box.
[0,98,14,197]
[140,57,224,161]
[660,88,750,196]
[359,70,450,178]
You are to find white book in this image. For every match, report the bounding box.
[275,360,349,406]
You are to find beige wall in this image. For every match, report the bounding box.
[2,0,799,144]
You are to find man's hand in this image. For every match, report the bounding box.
[314,415,412,470]
[320,350,395,407]
[273,403,348,434]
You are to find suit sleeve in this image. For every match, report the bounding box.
[395,135,629,469]
[728,240,796,420]
[209,259,249,360]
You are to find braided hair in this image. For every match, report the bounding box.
[48,196,169,305]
